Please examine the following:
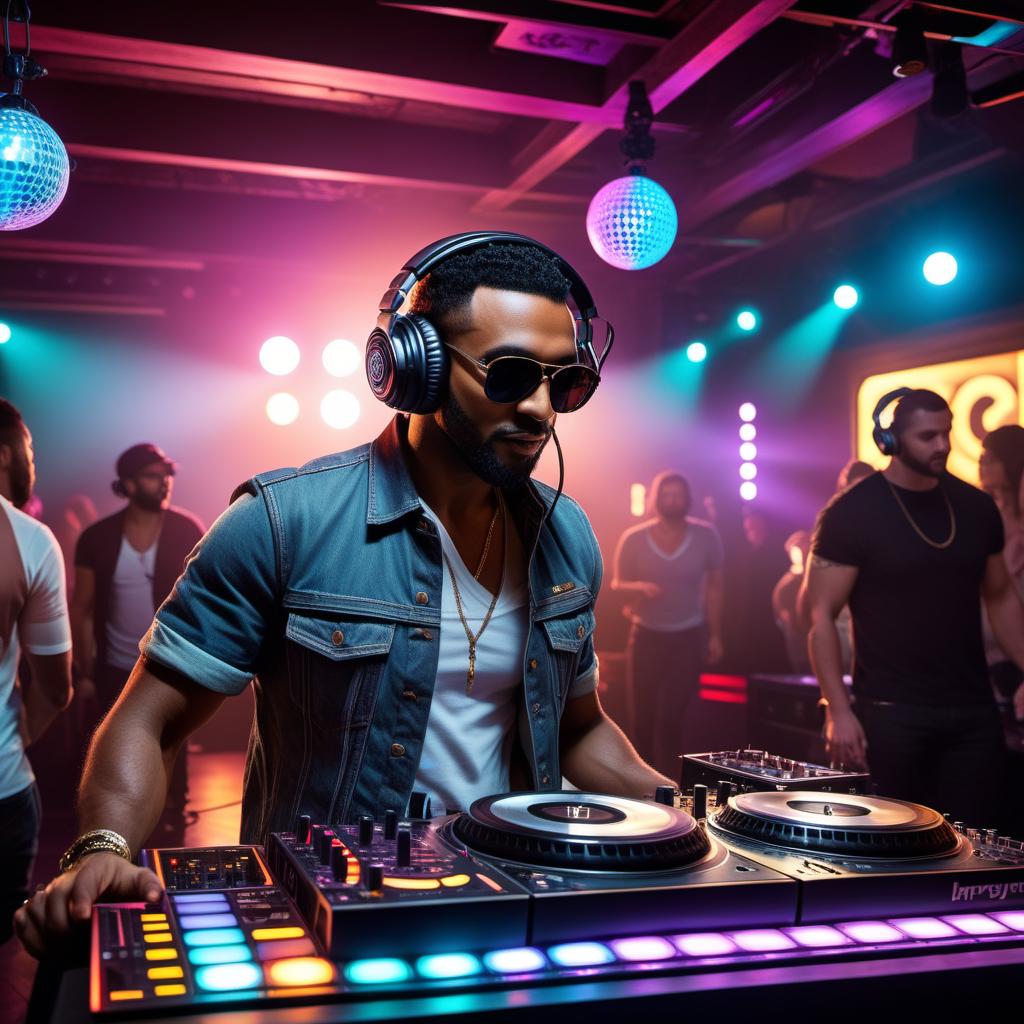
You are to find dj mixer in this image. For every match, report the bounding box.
[40,761,1024,1022]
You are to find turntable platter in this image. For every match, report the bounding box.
[450,792,712,871]
[710,791,961,860]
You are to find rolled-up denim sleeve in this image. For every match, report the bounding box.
[141,492,277,695]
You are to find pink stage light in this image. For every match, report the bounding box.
[738,402,757,422]
[321,390,360,429]
[266,392,299,426]
[890,918,958,940]
[609,936,676,962]
[837,921,903,944]
[992,911,1024,932]
[785,926,851,948]
[259,335,300,376]
[942,914,1009,935]
[739,423,756,441]
[323,338,361,378]
[739,481,757,501]
[739,462,757,481]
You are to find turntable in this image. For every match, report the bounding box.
[708,791,1024,921]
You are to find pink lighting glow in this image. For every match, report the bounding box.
[891,918,959,940]
[942,914,1010,935]
[729,929,796,952]
[838,921,904,944]
[609,936,677,962]
[259,335,300,376]
[673,933,737,957]
[785,926,851,948]
[266,392,300,426]
[992,912,1024,932]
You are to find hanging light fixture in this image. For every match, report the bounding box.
[586,81,677,271]
[1,1,70,230]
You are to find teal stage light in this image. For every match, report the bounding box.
[737,310,758,332]
[0,322,10,343]
[833,285,859,309]
[685,341,707,363]
[923,251,958,285]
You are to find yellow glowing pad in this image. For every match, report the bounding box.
[266,956,336,987]
[142,922,169,932]
[143,932,173,943]
[147,966,184,980]
[145,948,178,961]
[251,926,305,941]
[440,874,471,887]
[108,990,144,1001]
[155,984,187,997]
[140,913,167,922]
[383,876,440,890]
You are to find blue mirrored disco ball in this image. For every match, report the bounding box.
[586,174,678,270]
[0,105,70,230]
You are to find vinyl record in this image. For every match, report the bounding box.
[451,792,711,872]
[710,791,960,860]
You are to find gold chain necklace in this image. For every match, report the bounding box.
[473,495,501,580]
[445,494,506,695]
[884,476,956,550]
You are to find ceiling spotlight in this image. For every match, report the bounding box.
[739,442,757,462]
[923,251,957,286]
[322,338,360,377]
[685,341,707,363]
[587,81,678,271]
[738,402,757,422]
[739,481,758,501]
[891,7,928,78]
[259,335,300,375]
[739,423,756,441]
[0,322,11,343]
[833,284,859,310]
[321,389,360,429]
[739,462,757,481]
[737,310,758,332]
[265,392,299,426]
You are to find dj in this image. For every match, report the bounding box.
[16,232,673,956]
[803,388,1024,824]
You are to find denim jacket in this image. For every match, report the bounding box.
[142,417,601,842]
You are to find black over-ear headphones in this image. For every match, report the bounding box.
[365,231,609,414]
[871,387,913,456]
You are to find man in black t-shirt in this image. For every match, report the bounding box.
[803,389,1024,824]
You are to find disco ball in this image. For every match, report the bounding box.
[0,104,70,231]
[586,173,677,270]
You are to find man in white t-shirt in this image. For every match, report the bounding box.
[0,399,73,942]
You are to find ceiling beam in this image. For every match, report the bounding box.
[31,26,624,125]
[64,143,589,205]
[473,0,796,212]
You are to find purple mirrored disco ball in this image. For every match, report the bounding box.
[586,173,677,270]
[0,104,70,230]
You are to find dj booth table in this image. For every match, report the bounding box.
[29,778,1024,1022]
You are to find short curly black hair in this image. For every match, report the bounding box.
[408,241,570,329]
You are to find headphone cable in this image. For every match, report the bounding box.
[544,426,565,525]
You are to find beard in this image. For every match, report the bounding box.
[899,448,946,479]
[439,391,550,489]
[9,456,32,509]
[657,502,689,523]
[133,489,168,513]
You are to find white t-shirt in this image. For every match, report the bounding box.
[106,536,158,671]
[0,495,72,799]
[412,502,530,814]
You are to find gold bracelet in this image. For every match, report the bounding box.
[59,829,132,874]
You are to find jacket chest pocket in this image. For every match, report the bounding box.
[540,607,595,705]
[285,613,395,732]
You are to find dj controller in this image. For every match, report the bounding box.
[40,751,1024,1021]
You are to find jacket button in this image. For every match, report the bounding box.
[541,775,550,785]
[419,628,433,641]
[528,659,538,671]
[532,703,541,714]
[391,743,406,757]
[577,624,585,639]
[402,689,418,701]
[416,592,429,605]
[331,630,345,646]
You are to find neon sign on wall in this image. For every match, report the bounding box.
[857,351,1024,486]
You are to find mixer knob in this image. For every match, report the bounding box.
[953,821,964,834]
[358,815,374,847]
[716,780,733,805]
[319,829,335,864]
[330,844,347,879]
[367,864,384,892]
[408,791,433,819]
[311,823,324,849]
[396,828,412,867]
[655,786,675,806]
[692,784,708,820]
[295,815,312,845]
[384,809,398,840]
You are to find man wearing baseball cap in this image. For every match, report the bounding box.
[70,444,203,826]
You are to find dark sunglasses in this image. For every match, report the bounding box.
[445,344,600,413]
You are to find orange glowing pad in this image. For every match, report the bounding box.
[140,913,167,922]
[108,990,144,1001]
[154,984,187,996]
[383,877,440,890]
[143,932,173,943]
[144,947,178,961]
[266,956,336,987]
[440,874,471,887]
[251,926,306,941]
[147,966,184,980]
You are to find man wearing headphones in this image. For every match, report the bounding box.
[803,388,1024,824]
[16,234,672,956]
[70,445,204,820]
